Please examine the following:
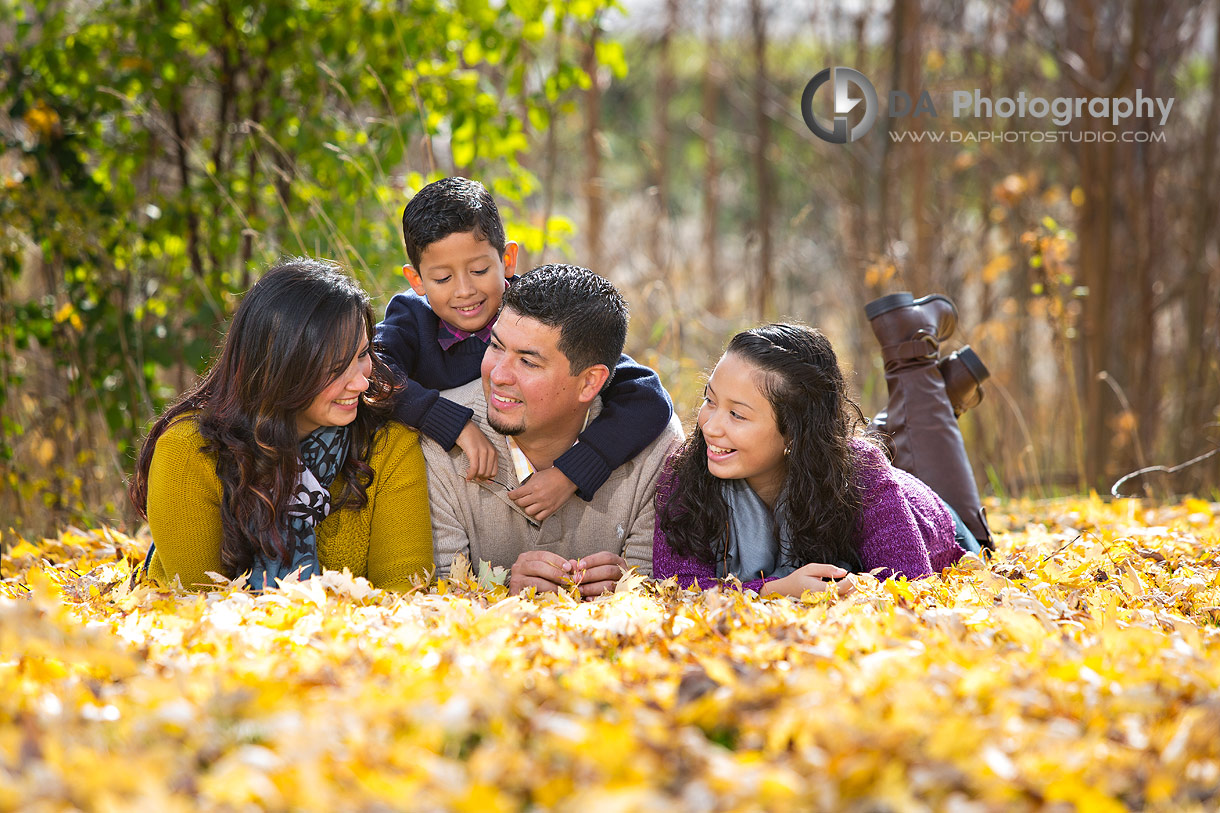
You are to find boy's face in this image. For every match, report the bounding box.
[404,231,518,332]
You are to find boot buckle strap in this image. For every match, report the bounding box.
[883,334,939,362]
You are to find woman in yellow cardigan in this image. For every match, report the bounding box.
[129,257,433,591]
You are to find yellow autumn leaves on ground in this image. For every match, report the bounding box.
[3,497,1220,811]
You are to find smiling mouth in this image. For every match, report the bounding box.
[335,397,360,406]
[491,393,522,408]
[707,444,735,455]
[454,302,484,315]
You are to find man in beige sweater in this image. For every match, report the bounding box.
[419,264,682,596]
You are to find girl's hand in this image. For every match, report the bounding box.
[761,563,854,597]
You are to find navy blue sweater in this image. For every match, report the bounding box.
[374,286,674,500]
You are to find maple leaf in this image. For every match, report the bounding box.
[477,560,509,590]
[613,567,648,595]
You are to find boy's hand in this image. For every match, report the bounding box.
[456,421,498,481]
[508,467,578,522]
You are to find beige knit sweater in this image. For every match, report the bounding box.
[420,380,683,578]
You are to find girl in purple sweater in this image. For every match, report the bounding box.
[653,319,987,596]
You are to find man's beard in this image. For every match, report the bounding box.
[487,411,524,436]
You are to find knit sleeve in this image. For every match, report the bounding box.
[415,394,475,451]
[556,353,674,500]
[852,443,935,580]
[364,423,435,590]
[653,527,720,590]
[374,294,423,385]
[376,294,474,449]
[145,418,228,590]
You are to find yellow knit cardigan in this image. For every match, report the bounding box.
[145,417,433,591]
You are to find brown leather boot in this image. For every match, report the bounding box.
[939,346,989,417]
[865,294,994,550]
[872,344,990,437]
[865,290,958,448]
[864,292,958,350]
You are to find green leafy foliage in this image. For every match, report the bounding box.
[0,0,614,533]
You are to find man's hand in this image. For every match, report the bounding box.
[760,563,855,598]
[508,550,572,595]
[508,467,578,522]
[456,420,498,481]
[564,551,627,598]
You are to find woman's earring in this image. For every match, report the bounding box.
[784,446,791,456]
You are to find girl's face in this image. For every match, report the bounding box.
[697,351,789,507]
[296,330,372,439]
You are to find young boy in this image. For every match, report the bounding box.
[375,177,673,522]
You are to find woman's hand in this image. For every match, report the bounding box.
[456,420,498,481]
[760,563,854,597]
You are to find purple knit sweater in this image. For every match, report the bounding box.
[652,439,965,591]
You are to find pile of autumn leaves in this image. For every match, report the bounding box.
[3,499,1220,812]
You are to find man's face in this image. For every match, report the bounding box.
[481,308,590,439]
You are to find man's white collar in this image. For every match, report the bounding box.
[503,408,591,483]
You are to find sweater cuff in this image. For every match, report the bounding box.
[554,442,612,501]
[420,397,475,451]
[741,578,769,593]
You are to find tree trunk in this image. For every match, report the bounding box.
[240,60,272,290]
[876,0,906,266]
[701,0,722,314]
[169,100,205,280]
[900,0,931,294]
[749,0,773,319]
[651,0,678,272]
[1126,33,1157,483]
[582,24,605,277]
[1060,0,1114,492]
[538,20,566,265]
[1177,3,1220,484]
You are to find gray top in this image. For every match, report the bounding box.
[718,479,797,582]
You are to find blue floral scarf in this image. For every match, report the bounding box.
[247,425,350,590]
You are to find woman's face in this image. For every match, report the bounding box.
[296,332,373,439]
[697,351,789,507]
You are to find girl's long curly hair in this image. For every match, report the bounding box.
[129,257,398,578]
[657,323,873,572]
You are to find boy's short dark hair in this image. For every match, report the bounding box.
[401,177,507,268]
[502,264,627,379]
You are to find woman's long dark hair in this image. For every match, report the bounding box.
[129,256,398,577]
[657,323,872,572]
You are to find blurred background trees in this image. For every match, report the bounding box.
[3,0,1218,537]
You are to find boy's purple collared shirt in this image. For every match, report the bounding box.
[437,316,496,351]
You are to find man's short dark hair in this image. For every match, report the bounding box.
[401,177,507,269]
[502,264,627,378]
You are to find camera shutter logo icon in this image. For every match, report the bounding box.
[801,67,878,144]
